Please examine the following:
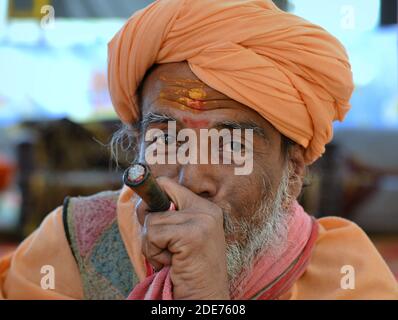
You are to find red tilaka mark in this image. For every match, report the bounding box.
[182,117,210,128]
[186,99,204,110]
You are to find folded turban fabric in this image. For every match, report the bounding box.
[108,0,354,164]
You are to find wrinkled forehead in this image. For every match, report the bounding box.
[136,62,286,160]
[137,62,284,144]
[139,62,236,110]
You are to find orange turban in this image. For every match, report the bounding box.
[108,0,354,164]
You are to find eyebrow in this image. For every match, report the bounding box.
[214,120,267,140]
[141,112,177,130]
[140,112,267,139]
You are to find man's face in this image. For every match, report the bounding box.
[135,62,301,283]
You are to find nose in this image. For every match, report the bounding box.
[177,163,218,199]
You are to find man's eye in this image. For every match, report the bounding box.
[155,133,176,145]
[223,141,244,153]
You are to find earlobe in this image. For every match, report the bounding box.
[290,145,306,179]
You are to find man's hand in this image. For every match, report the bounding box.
[136,176,230,300]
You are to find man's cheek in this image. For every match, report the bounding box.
[225,192,252,219]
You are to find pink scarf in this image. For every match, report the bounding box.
[127,200,318,300]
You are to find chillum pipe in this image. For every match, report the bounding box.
[123,162,171,212]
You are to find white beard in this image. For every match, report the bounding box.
[223,163,295,296]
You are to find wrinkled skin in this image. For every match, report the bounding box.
[134,62,306,299]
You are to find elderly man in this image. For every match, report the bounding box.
[1,0,397,300]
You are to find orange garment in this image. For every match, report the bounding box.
[1,188,397,300]
[108,0,354,164]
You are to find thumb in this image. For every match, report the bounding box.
[156,176,204,210]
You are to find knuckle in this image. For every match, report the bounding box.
[146,229,155,244]
[156,176,171,188]
[141,231,151,250]
[143,223,157,244]
[144,212,160,228]
[202,210,222,228]
[191,219,211,244]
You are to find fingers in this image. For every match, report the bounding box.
[135,176,221,227]
[141,220,178,270]
[134,176,186,226]
[136,199,192,227]
[145,248,172,272]
[142,212,200,260]
[142,210,222,254]
[155,177,223,219]
[156,176,204,210]
[139,200,197,270]
[137,176,225,272]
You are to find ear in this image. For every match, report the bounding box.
[286,144,306,200]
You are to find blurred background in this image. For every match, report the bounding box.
[0,0,397,278]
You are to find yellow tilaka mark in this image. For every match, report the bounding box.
[178,97,191,104]
[188,88,207,100]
